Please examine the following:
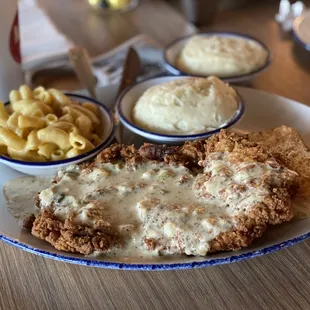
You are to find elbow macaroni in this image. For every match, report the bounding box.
[71,105,100,125]
[51,149,65,161]
[45,114,58,125]
[33,86,54,105]
[69,132,94,151]
[0,127,26,151]
[26,130,41,151]
[8,147,46,162]
[0,85,104,162]
[0,102,9,127]
[38,143,58,159]
[65,148,81,158]
[91,134,102,146]
[82,101,98,114]
[12,99,53,116]
[37,127,70,150]
[75,115,92,138]
[18,115,46,129]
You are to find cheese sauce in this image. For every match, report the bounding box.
[4,152,295,258]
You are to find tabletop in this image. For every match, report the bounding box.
[2,0,310,309]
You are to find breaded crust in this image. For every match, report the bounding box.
[30,129,298,256]
[248,126,310,195]
[32,209,120,255]
[248,126,310,219]
[209,188,292,253]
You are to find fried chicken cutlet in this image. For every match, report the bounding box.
[31,130,298,256]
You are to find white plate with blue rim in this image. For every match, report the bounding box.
[1,84,310,270]
[163,32,272,84]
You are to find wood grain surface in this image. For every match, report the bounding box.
[204,0,310,105]
[1,0,310,309]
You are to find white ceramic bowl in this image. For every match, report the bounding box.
[116,76,244,144]
[163,32,272,84]
[0,94,115,176]
[292,10,310,51]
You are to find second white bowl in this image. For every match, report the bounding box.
[116,76,245,144]
[163,32,272,84]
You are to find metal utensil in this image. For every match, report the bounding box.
[68,46,97,98]
[114,46,141,143]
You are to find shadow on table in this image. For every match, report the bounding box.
[291,42,310,74]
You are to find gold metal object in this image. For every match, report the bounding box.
[68,46,97,99]
[114,46,141,143]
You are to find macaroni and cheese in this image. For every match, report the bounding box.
[0,85,103,162]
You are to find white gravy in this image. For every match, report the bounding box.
[3,152,295,258]
[4,177,50,225]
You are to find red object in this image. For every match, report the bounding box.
[9,11,21,64]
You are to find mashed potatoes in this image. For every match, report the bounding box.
[176,35,268,77]
[132,77,238,135]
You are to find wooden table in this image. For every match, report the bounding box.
[2,0,310,309]
[204,0,310,105]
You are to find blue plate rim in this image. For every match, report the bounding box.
[163,31,272,80]
[0,93,115,166]
[116,76,245,139]
[0,229,309,270]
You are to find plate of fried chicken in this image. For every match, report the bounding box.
[1,85,310,270]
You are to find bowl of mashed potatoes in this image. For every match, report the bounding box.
[116,76,244,144]
[164,32,271,83]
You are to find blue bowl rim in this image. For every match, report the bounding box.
[0,228,309,270]
[292,17,310,51]
[0,93,115,167]
[116,76,245,139]
[163,31,272,80]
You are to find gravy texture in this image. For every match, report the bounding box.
[4,146,296,258]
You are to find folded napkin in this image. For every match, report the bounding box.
[19,1,166,88]
[91,36,165,86]
[19,0,73,70]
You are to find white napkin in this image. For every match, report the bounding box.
[19,0,73,70]
[19,1,166,88]
[275,0,306,32]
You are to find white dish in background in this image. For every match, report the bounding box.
[0,94,115,176]
[293,10,310,51]
[116,76,245,144]
[163,32,272,84]
[1,85,310,270]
